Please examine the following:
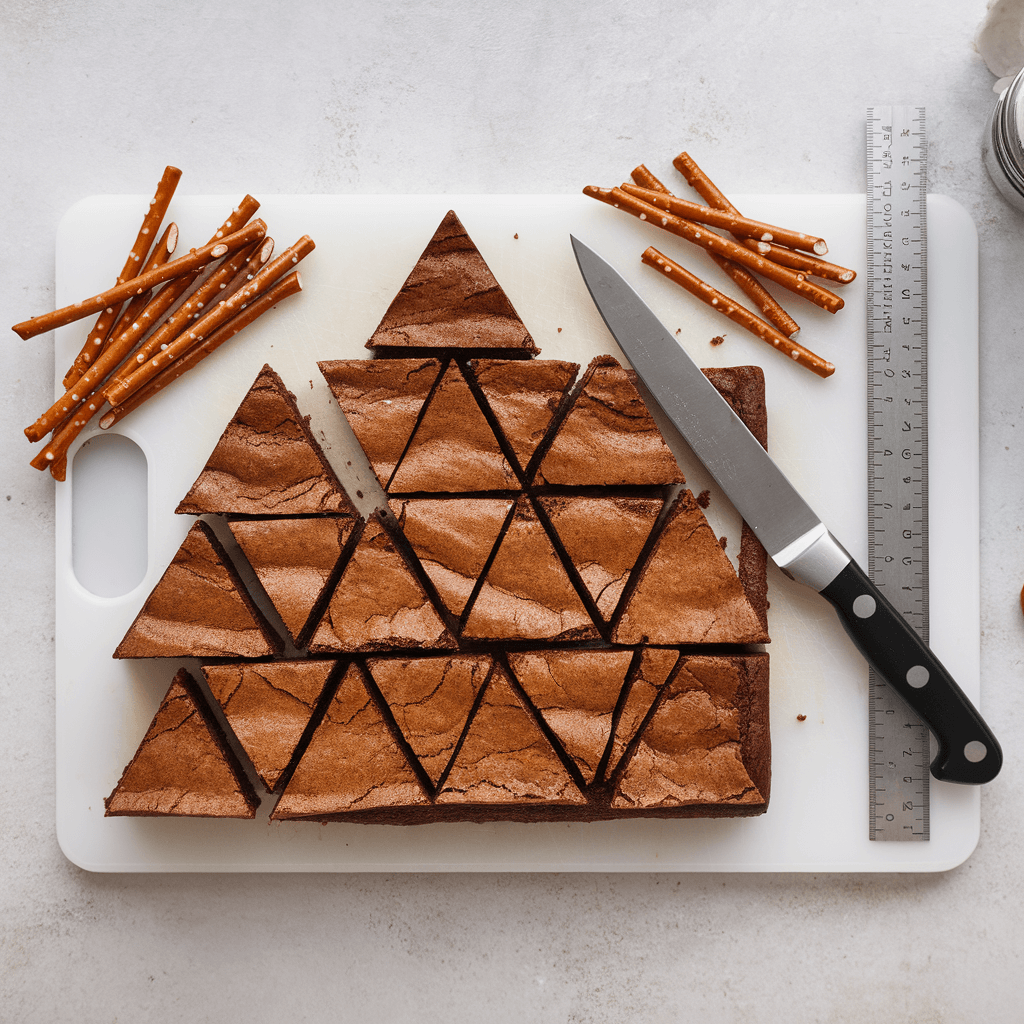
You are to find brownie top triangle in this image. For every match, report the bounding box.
[229,517,356,647]
[461,497,599,643]
[539,495,662,621]
[113,520,282,660]
[104,668,259,818]
[612,490,769,645]
[272,663,431,820]
[202,659,339,792]
[366,210,539,354]
[388,496,513,619]
[366,654,493,786]
[508,649,634,785]
[388,361,519,493]
[469,359,579,471]
[318,357,443,489]
[535,355,684,487]
[307,512,456,654]
[176,364,356,517]
[435,665,586,805]
[611,654,768,810]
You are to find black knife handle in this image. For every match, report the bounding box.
[820,559,1001,785]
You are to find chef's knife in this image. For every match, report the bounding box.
[571,235,1001,785]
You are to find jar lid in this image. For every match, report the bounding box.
[994,67,1024,194]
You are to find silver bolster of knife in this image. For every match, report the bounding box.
[773,523,852,592]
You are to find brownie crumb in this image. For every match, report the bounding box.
[514,233,519,239]
[557,328,562,333]
[696,489,711,509]
[719,536,727,551]
[356,490,363,499]
[710,335,725,346]
[797,714,807,722]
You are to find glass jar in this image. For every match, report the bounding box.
[984,65,1024,212]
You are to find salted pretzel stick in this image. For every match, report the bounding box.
[104,236,314,406]
[39,261,271,476]
[742,239,855,283]
[630,164,669,193]
[673,151,739,215]
[621,183,828,255]
[631,165,800,338]
[584,186,844,314]
[29,382,107,478]
[673,151,855,285]
[29,198,267,476]
[642,247,834,379]
[25,201,263,443]
[64,222,180,388]
[99,272,303,430]
[62,166,182,380]
[108,237,273,385]
[11,219,266,340]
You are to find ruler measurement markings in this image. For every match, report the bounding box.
[865,105,931,841]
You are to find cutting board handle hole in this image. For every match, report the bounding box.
[72,434,148,598]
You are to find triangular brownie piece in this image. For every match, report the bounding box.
[535,356,684,486]
[176,364,356,516]
[104,668,259,817]
[307,512,456,653]
[508,649,633,784]
[114,520,282,659]
[469,359,579,470]
[462,497,599,643]
[613,490,769,645]
[366,654,492,786]
[389,497,513,618]
[611,655,766,810]
[272,663,430,819]
[202,659,339,792]
[366,210,539,354]
[604,647,679,780]
[318,357,443,489]
[388,362,519,493]
[539,495,663,620]
[229,516,356,647]
[435,665,586,805]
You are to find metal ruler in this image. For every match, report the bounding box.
[865,106,931,841]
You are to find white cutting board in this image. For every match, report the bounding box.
[52,193,980,872]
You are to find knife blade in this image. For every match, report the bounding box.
[570,235,1001,786]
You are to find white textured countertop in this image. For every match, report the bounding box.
[2,1,1021,1020]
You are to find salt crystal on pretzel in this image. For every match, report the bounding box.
[11,219,266,340]
[622,183,829,255]
[631,165,801,339]
[584,186,843,314]
[642,246,834,379]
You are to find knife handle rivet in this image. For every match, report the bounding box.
[906,665,930,689]
[853,595,876,618]
[964,741,988,763]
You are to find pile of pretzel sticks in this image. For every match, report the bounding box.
[584,152,856,378]
[13,166,313,480]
